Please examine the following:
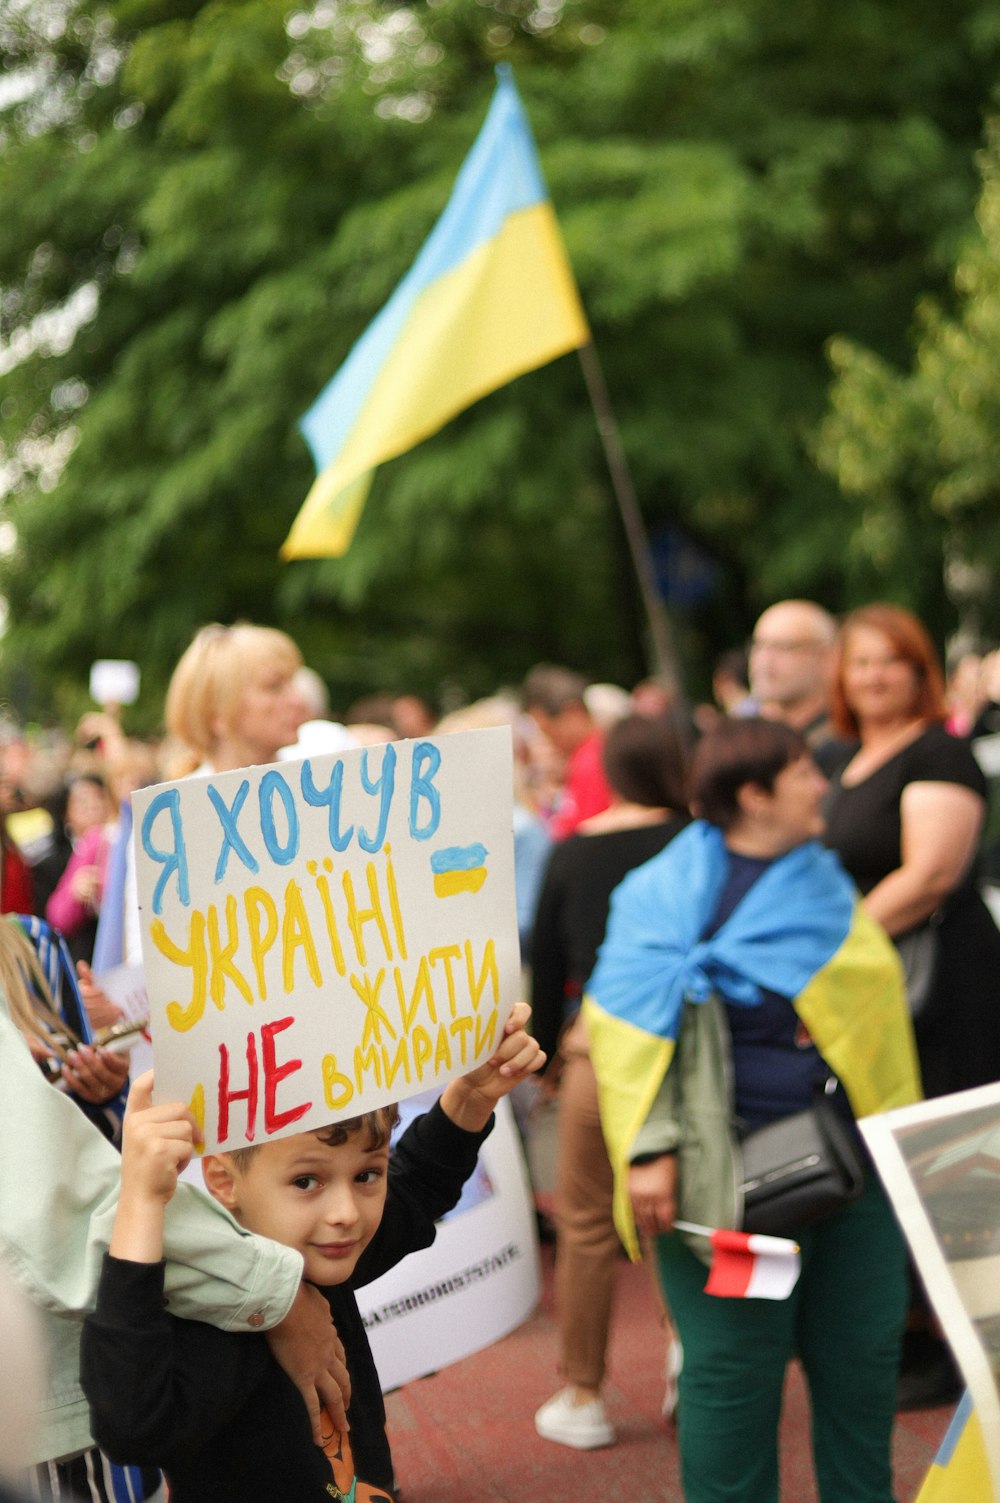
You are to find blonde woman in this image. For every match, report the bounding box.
[165,624,309,775]
[117,625,309,968]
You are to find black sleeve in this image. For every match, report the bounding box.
[529,842,573,1064]
[351,1100,492,1287]
[904,724,988,798]
[81,1255,269,1466]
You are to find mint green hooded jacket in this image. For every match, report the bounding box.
[0,1006,302,1466]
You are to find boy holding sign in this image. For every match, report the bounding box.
[80,1002,541,1502]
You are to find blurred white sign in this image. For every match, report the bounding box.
[89,659,140,706]
[359,1094,541,1390]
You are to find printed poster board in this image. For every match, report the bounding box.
[358,1092,541,1391]
[132,728,520,1151]
[862,1082,1000,1502]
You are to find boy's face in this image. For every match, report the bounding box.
[207,1130,389,1285]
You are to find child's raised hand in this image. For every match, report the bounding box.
[120,1070,201,1206]
[480,1001,545,1092]
[440,1002,545,1132]
[111,1071,203,1262]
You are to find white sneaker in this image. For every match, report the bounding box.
[662,1334,683,1420]
[534,1388,616,1449]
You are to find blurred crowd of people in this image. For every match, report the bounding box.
[3,600,1000,1502]
[6,601,1000,971]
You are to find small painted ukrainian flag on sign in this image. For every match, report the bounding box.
[431,844,489,897]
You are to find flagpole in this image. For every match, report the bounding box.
[576,340,684,698]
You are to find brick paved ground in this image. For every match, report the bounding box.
[385,1240,952,1502]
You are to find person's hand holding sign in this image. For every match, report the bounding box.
[438,1001,545,1134]
[111,1071,202,1262]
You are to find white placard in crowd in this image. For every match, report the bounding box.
[89,658,141,706]
[359,1092,541,1391]
[132,729,520,1152]
[93,960,154,1077]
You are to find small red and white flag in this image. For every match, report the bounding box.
[702,1228,801,1300]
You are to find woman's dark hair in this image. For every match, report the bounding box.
[689,717,808,830]
[601,714,689,811]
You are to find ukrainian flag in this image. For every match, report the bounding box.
[282,67,589,559]
[583,821,922,1258]
[916,1393,995,1502]
[431,843,489,898]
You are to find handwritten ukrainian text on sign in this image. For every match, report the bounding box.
[133,728,519,1152]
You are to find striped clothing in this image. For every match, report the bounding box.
[24,1453,162,1502]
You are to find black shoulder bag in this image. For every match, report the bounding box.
[739,1078,867,1237]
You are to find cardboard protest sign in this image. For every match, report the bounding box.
[133,728,519,1152]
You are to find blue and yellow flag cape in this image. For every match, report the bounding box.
[583,821,921,1256]
[916,1393,995,1502]
[282,67,589,559]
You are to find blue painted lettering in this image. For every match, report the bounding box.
[258,770,299,865]
[409,742,441,840]
[141,789,190,914]
[208,781,260,882]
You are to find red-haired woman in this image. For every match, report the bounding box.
[824,602,1000,1405]
[825,603,1000,1096]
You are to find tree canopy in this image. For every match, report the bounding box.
[818,123,1000,645]
[2,0,999,724]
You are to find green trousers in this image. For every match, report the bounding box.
[656,1179,908,1503]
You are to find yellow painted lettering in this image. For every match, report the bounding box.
[311,865,346,977]
[207,895,254,1009]
[244,887,278,1000]
[411,1024,433,1080]
[281,880,322,994]
[384,844,408,960]
[429,945,462,1019]
[474,1008,499,1057]
[354,1042,383,1093]
[433,1022,453,1072]
[450,1015,473,1065]
[188,1083,205,1153]
[151,913,208,1033]
[349,969,396,1048]
[342,862,393,968]
[381,1036,412,1092]
[321,1054,354,1111]
[465,938,498,1012]
[392,956,437,1033]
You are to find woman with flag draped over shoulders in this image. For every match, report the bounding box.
[584,717,921,1503]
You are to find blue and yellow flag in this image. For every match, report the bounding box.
[583,822,922,1257]
[282,67,589,559]
[916,1393,994,1502]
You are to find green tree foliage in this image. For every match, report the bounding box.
[818,125,1000,644]
[1,0,998,722]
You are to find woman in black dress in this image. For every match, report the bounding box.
[824,603,1000,1097]
[824,602,1000,1405]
